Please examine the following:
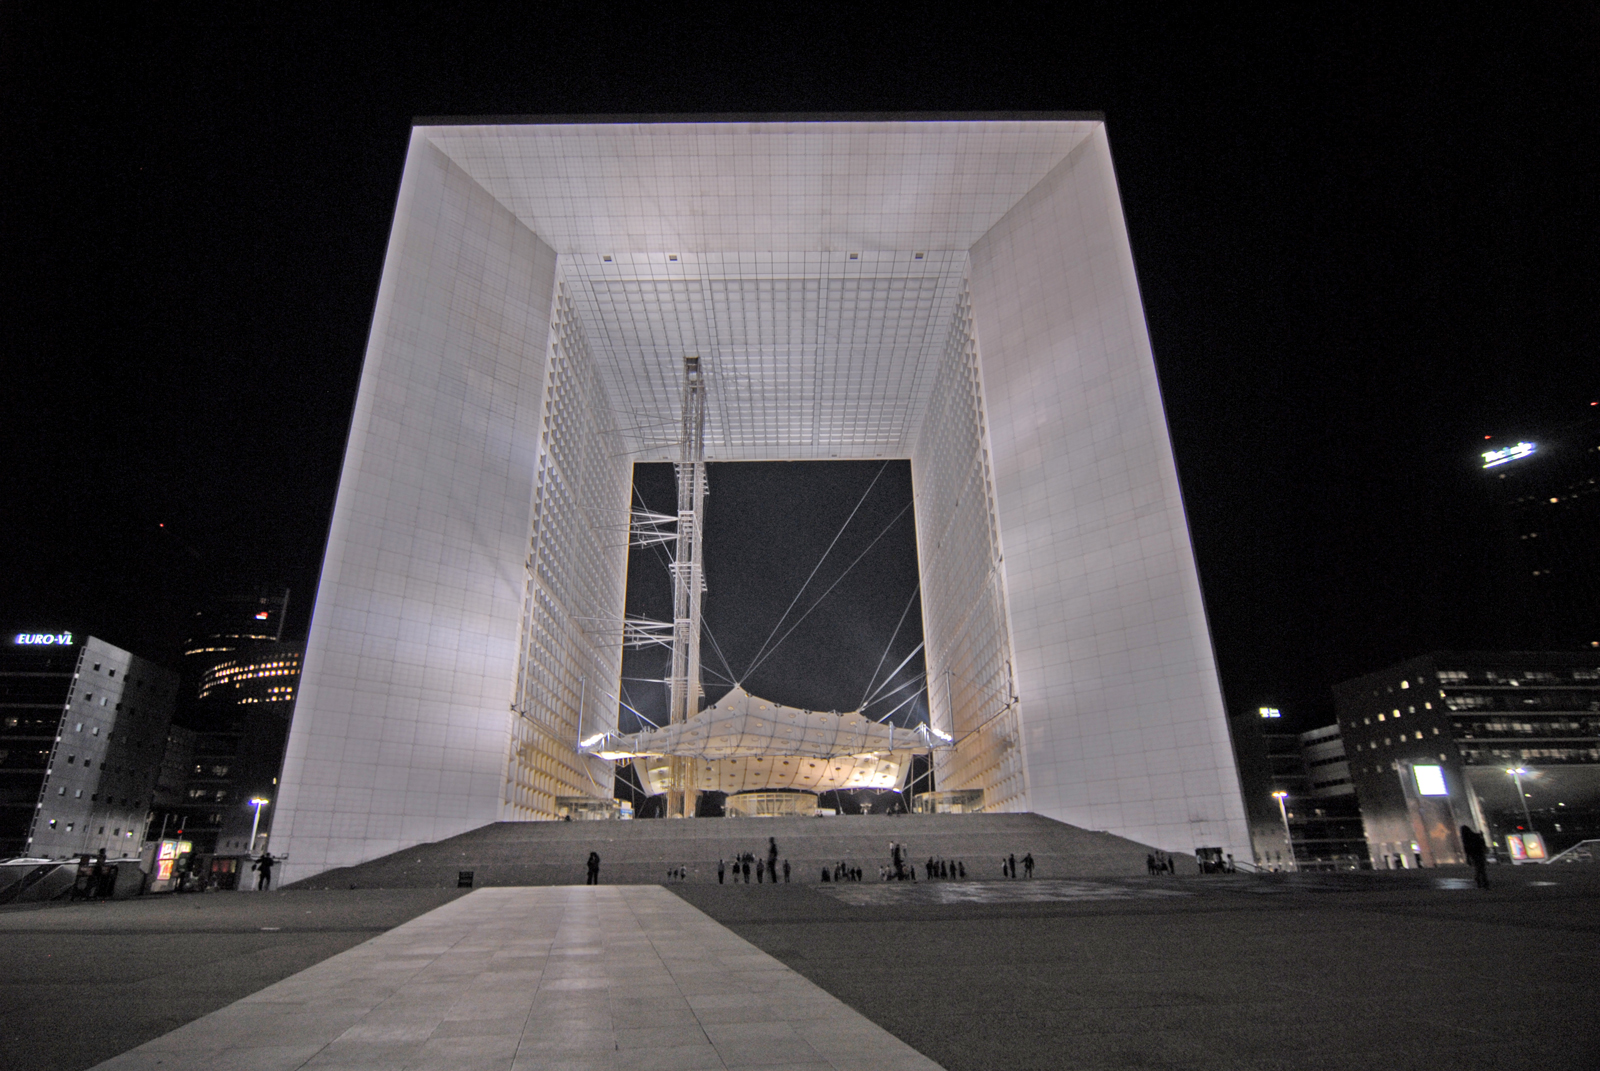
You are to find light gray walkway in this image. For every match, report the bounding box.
[91,885,942,1071]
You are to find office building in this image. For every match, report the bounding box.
[1334,652,1600,867]
[0,632,178,859]
[1288,724,1368,869]
[274,116,1252,883]
[1231,708,1368,870]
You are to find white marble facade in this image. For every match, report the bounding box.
[276,118,1250,884]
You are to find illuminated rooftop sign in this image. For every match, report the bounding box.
[13,632,73,646]
[1258,707,1281,719]
[1482,442,1536,468]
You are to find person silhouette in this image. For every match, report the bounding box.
[586,851,600,885]
[254,851,276,891]
[1460,825,1491,889]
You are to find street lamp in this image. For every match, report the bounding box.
[1272,791,1297,872]
[1505,768,1535,833]
[248,797,270,855]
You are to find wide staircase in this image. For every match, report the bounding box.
[289,813,1181,889]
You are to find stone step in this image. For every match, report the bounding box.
[290,813,1192,889]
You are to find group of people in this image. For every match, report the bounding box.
[822,862,862,882]
[717,836,788,884]
[718,853,790,883]
[1001,852,1033,878]
[584,836,1043,887]
[1146,850,1177,876]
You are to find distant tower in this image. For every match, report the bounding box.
[164,589,301,854]
[667,356,707,818]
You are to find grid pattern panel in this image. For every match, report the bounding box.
[275,138,559,883]
[426,121,1095,255]
[559,252,965,461]
[969,128,1252,859]
[508,281,631,818]
[912,280,1026,811]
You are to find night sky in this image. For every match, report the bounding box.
[3,8,1596,734]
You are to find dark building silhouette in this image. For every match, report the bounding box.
[1231,708,1368,871]
[1480,410,1600,650]
[156,592,301,855]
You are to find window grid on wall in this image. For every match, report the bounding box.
[913,278,1025,811]
[509,280,631,819]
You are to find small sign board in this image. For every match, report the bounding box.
[1506,833,1547,863]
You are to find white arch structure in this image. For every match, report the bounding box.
[274,116,1250,884]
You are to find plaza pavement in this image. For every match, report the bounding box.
[80,885,939,1071]
[674,865,1600,1071]
[2,865,1596,1071]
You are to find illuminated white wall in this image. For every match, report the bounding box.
[275,134,559,886]
[277,119,1253,882]
[968,128,1250,857]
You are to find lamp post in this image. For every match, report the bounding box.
[1272,790,1296,872]
[248,797,270,855]
[1506,768,1535,833]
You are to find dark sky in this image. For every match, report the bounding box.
[3,7,1596,733]
[622,461,925,731]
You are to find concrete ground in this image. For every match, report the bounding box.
[4,864,1597,1071]
[90,886,939,1071]
[0,888,464,1071]
[674,865,1600,1071]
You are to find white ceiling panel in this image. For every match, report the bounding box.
[423,119,1095,254]
[417,119,1097,460]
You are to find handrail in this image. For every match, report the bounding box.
[1542,839,1599,865]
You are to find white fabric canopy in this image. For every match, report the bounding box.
[582,685,945,761]
[581,685,950,794]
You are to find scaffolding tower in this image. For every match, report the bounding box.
[666,356,707,817]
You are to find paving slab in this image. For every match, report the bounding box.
[87,886,944,1071]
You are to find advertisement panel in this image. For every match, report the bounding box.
[147,839,193,892]
[1506,833,1547,863]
